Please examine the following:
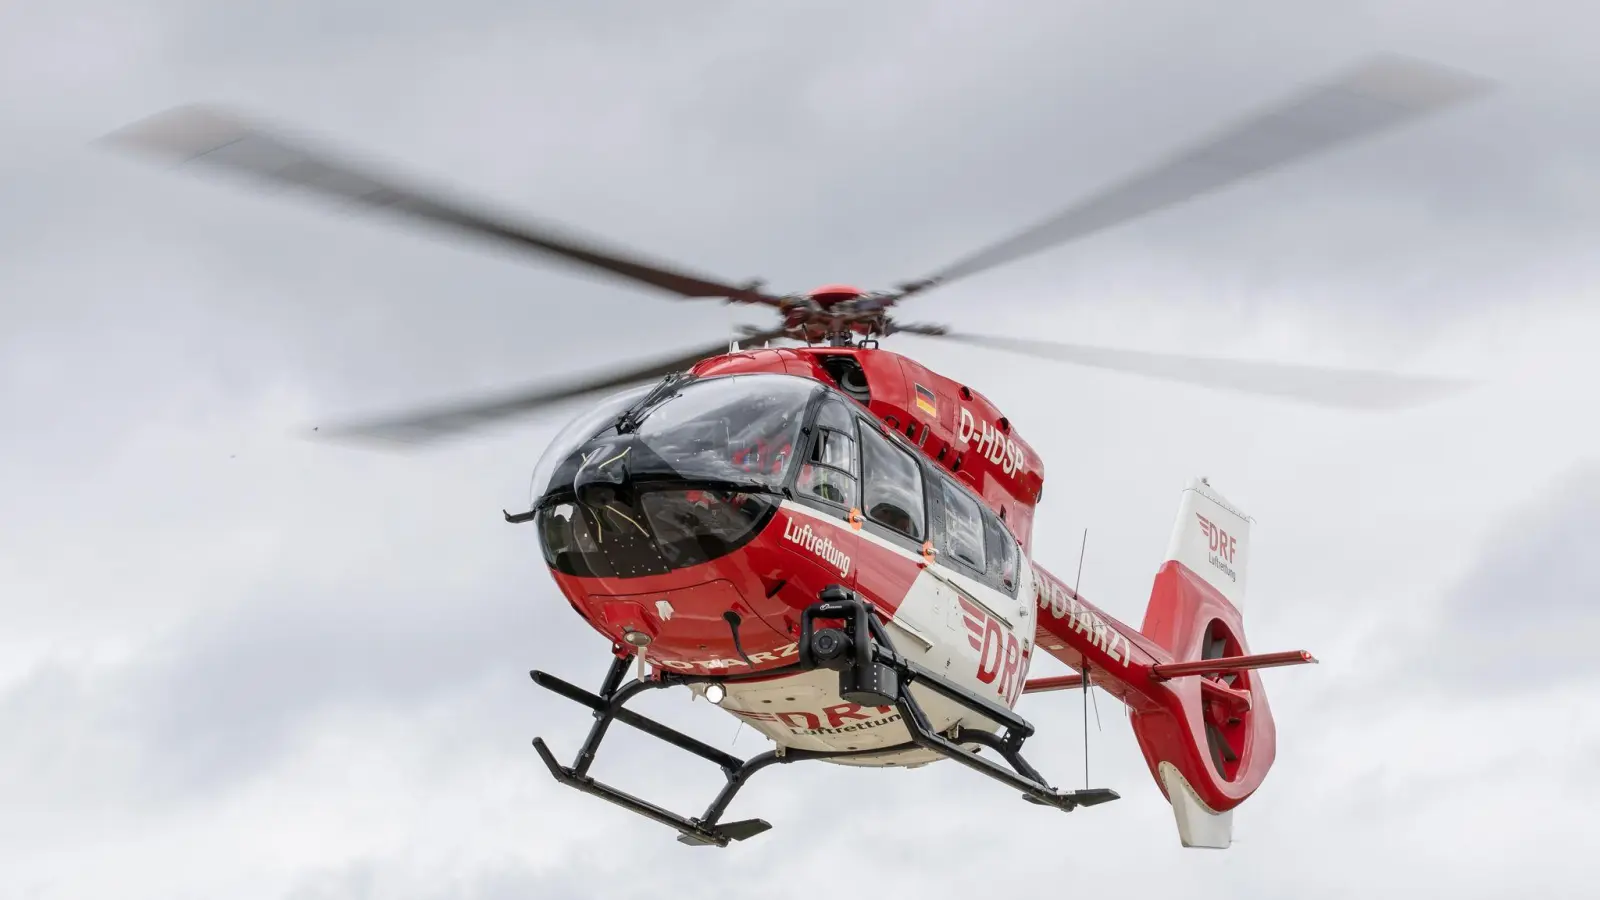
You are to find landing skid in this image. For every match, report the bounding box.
[529,586,1118,847]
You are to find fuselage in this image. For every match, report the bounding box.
[529,349,1052,766]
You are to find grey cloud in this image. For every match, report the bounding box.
[5,3,1600,899]
[17,0,1598,347]
[0,570,541,807]
[2,1,1584,465]
[1417,460,1600,691]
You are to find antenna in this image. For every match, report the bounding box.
[1073,527,1090,789]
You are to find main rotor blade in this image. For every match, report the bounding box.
[899,55,1490,295]
[316,329,787,445]
[911,330,1470,410]
[102,105,779,306]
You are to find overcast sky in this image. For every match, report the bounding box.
[3,2,1598,898]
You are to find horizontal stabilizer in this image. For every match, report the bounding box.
[1150,650,1317,680]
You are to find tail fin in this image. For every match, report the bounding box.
[1129,478,1274,849]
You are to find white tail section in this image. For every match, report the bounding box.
[1143,477,1257,850]
[1158,763,1234,849]
[1162,477,1251,612]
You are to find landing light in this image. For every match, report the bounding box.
[704,683,726,705]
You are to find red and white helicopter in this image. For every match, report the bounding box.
[106,55,1487,849]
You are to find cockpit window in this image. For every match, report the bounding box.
[858,424,926,542]
[941,480,987,573]
[530,373,820,579]
[814,395,856,432]
[627,374,814,488]
[796,396,859,509]
[533,373,818,510]
[984,512,1019,593]
[538,490,777,578]
[529,383,653,505]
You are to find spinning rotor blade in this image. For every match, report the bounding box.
[317,328,787,444]
[899,55,1490,295]
[103,106,778,306]
[910,330,1469,410]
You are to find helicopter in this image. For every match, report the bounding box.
[104,54,1487,849]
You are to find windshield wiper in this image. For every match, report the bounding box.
[617,373,690,434]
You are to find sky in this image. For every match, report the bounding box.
[2,2,1598,898]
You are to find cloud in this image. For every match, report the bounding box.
[1411,460,1600,691]
[5,2,1600,899]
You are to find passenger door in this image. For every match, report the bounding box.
[851,421,942,653]
[926,474,1034,707]
[781,395,861,593]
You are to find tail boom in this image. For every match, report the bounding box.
[1026,478,1314,849]
[1028,562,1167,710]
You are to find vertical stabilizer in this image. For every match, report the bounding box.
[1161,477,1250,613]
[1132,478,1266,850]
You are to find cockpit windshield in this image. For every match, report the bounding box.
[528,383,654,505]
[627,373,813,486]
[530,373,819,508]
[529,373,820,580]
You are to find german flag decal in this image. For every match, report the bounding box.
[913,383,937,416]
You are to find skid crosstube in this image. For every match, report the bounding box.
[529,586,1118,847]
[528,661,859,847]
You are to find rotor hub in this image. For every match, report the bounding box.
[805,284,865,308]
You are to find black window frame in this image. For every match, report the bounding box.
[853,416,930,553]
[936,477,989,581]
[791,394,862,519]
[779,385,1024,596]
[982,506,1021,598]
[919,461,1023,599]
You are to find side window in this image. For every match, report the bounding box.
[984,513,1019,594]
[796,398,859,509]
[814,396,855,431]
[940,480,987,573]
[858,425,926,541]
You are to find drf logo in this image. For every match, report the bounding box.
[959,596,1027,705]
[1196,513,1237,564]
[732,703,899,736]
